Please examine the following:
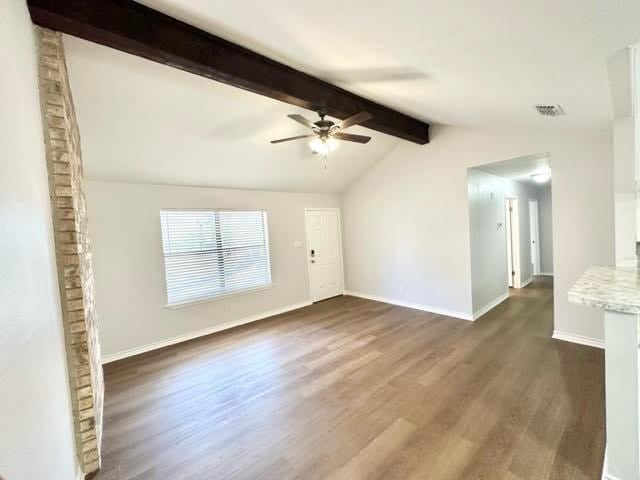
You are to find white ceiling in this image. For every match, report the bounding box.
[63,0,640,192]
[474,153,551,185]
[136,0,640,131]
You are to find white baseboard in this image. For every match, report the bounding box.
[101,300,312,364]
[600,448,622,480]
[473,292,509,320]
[519,277,532,288]
[601,447,610,480]
[602,472,622,480]
[343,290,473,321]
[552,330,604,349]
[602,469,622,480]
[539,272,554,276]
[602,473,620,480]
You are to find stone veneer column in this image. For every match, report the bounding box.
[35,27,103,477]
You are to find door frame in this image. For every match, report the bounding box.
[528,199,541,275]
[505,197,521,288]
[304,208,345,302]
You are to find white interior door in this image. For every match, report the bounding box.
[305,209,344,302]
[529,200,541,275]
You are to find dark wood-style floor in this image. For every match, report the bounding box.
[96,277,604,480]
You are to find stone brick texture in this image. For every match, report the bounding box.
[36,27,104,477]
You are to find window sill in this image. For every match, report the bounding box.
[164,283,275,310]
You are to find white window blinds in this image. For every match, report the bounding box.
[160,209,272,306]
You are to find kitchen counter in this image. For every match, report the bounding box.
[568,265,640,315]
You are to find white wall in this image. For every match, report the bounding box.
[608,48,637,266]
[468,170,509,315]
[467,170,538,314]
[86,180,339,359]
[0,2,80,479]
[538,185,554,274]
[341,125,614,342]
[613,114,637,266]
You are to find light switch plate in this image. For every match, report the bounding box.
[294,240,303,248]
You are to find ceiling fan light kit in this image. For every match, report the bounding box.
[309,137,338,156]
[271,110,373,162]
[531,167,552,183]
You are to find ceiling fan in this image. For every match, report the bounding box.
[270,110,372,156]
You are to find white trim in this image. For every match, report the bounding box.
[603,472,622,480]
[519,277,533,288]
[539,272,554,276]
[505,196,522,289]
[600,448,624,480]
[344,290,473,321]
[473,292,509,320]
[101,300,312,364]
[552,330,604,349]
[529,199,541,275]
[633,44,639,117]
[601,447,611,480]
[602,470,622,480]
[165,283,274,309]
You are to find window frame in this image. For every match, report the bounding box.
[159,208,273,309]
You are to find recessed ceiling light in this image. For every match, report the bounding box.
[531,168,552,183]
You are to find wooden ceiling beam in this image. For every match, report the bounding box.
[27,0,430,144]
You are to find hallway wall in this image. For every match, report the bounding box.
[341,125,614,343]
[468,169,539,315]
[468,170,509,315]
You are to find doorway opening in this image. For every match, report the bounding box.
[304,208,345,302]
[505,197,520,288]
[529,199,541,275]
[467,152,554,320]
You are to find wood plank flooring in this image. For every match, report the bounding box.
[96,277,605,480]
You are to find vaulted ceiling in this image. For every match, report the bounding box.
[135,0,640,130]
[64,36,399,193]
[64,0,640,193]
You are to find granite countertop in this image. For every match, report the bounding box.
[569,266,640,314]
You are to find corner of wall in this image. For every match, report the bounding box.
[36,27,103,477]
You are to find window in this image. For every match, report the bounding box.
[160,209,272,307]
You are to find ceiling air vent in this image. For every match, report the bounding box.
[535,104,565,116]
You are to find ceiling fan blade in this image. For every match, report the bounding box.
[270,134,314,144]
[287,114,316,130]
[333,132,371,144]
[339,111,372,130]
